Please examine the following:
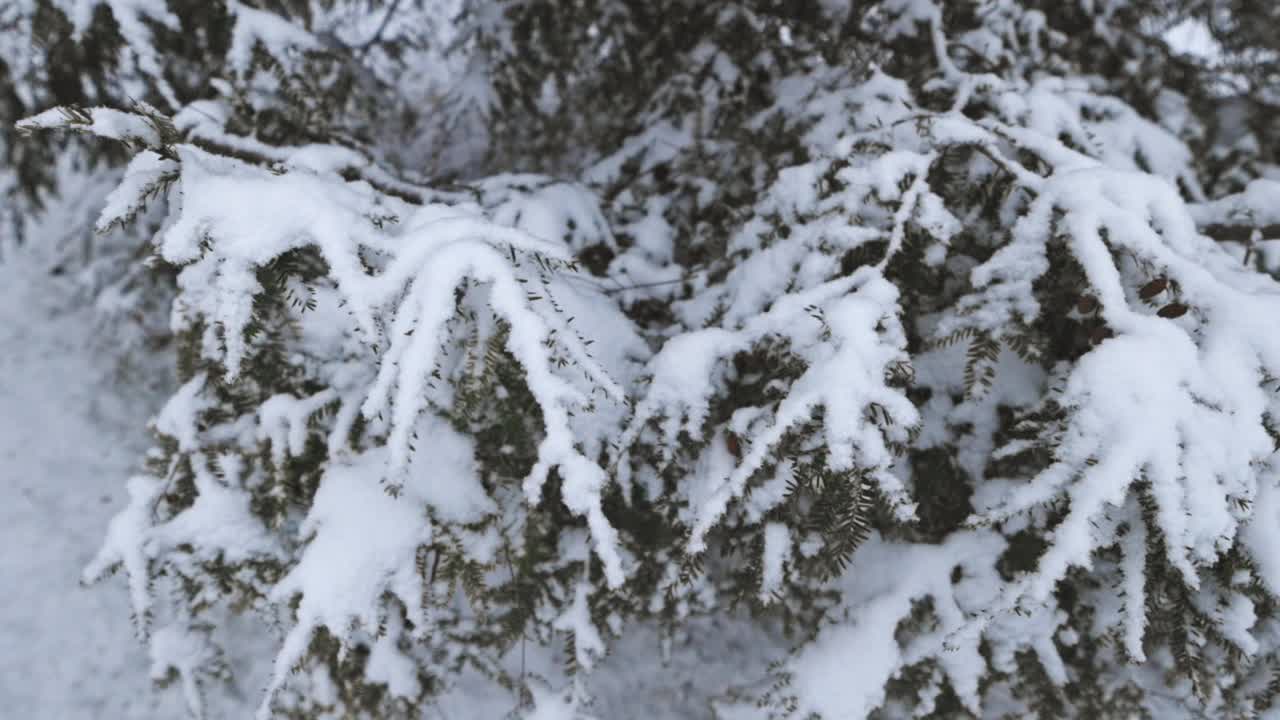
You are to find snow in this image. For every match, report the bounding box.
[154,139,649,593]
[1163,18,1224,63]
[52,0,180,106]
[257,390,338,466]
[1190,178,1280,229]
[261,448,435,715]
[148,453,284,566]
[553,578,607,673]
[18,106,166,147]
[0,251,185,719]
[758,523,791,602]
[778,532,1006,719]
[412,414,496,524]
[1243,474,1280,598]
[96,150,178,232]
[14,1,1280,716]
[225,1,320,75]
[1213,591,1259,657]
[1119,504,1149,661]
[148,623,221,719]
[0,240,783,720]
[365,613,423,701]
[83,473,162,634]
[154,374,211,453]
[482,176,618,252]
[680,271,920,553]
[962,165,1280,580]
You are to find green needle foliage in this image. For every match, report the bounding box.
[8,0,1280,718]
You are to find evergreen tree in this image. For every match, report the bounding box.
[10,0,1280,717]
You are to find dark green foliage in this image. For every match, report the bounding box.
[13,0,1280,718]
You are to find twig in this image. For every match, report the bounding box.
[358,0,404,58]
[150,455,182,520]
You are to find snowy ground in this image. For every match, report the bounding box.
[0,251,186,719]
[0,245,778,718]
